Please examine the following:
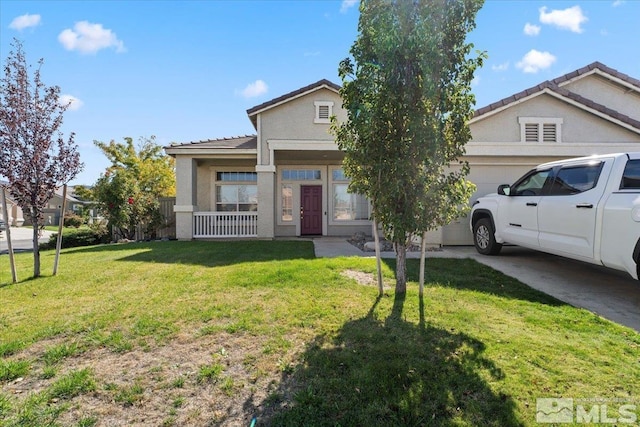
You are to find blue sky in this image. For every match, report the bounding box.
[1,0,639,185]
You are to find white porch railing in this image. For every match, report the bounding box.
[193,212,258,238]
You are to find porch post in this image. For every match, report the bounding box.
[174,157,197,240]
[256,165,275,238]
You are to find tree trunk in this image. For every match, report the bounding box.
[419,231,427,296]
[394,240,407,294]
[31,216,40,278]
[372,219,384,296]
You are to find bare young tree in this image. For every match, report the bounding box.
[0,39,83,277]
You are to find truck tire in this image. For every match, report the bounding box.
[473,218,502,255]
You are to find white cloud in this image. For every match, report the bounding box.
[516,49,557,73]
[59,94,83,111]
[9,14,41,31]
[524,23,541,36]
[612,0,625,7]
[340,0,358,13]
[240,80,268,98]
[492,62,510,72]
[58,21,125,54]
[539,5,588,33]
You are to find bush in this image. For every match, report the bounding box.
[39,224,111,250]
[63,213,84,228]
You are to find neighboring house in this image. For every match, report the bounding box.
[0,181,25,227]
[167,62,640,244]
[40,188,88,226]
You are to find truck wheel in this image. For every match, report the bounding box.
[473,218,502,255]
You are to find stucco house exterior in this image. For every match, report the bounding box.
[166,62,640,244]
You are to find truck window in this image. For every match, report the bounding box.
[548,163,604,196]
[511,169,552,196]
[620,159,640,189]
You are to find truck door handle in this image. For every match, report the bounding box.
[576,203,593,209]
[526,202,538,207]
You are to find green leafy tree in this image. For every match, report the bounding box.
[86,136,175,240]
[0,39,83,278]
[333,0,485,293]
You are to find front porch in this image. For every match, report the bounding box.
[193,211,258,238]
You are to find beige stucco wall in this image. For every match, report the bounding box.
[257,88,346,166]
[562,74,640,120]
[471,93,640,144]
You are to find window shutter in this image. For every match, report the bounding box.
[543,124,557,142]
[525,123,539,142]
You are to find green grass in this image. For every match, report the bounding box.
[0,240,638,426]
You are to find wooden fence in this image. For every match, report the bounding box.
[115,197,176,241]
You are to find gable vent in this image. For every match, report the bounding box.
[543,123,557,142]
[314,101,334,124]
[525,123,539,142]
[318,105,330,120]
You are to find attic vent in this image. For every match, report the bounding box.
[314,101,334,124]
[318,105,330,120]
[543,124,557,142]
[518,117,563,143]
[525,123,538,142]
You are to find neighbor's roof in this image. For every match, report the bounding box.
[472,62,640,132]
[165,135,257,153]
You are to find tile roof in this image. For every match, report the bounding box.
[167,135,257,150]
[246,79,340,116]
[473,62,640,131]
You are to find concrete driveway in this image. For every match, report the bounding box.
[449,246,640,332]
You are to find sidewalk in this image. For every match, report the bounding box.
[312,237,465,259]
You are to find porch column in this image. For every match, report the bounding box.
[256,165,275,238]
[174,157,197,240]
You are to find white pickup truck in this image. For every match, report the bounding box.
[470,152,640,280]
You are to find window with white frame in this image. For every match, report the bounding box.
[314,101,334,124]
[281,184,293,221]
[215,171,257,212]
[518,117,563,143]
[332,168,369,221]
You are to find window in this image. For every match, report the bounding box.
[281,185,293,221]
[518,117,563,143]
[215,171,257,212]
[621,160,640,189]
[314,101,334,124]
[548,163,603,196]
[282,169,321,181]
[511,169,552,196]
[332,168,369,221]
[217,171,257,182]
[333,184,369,220]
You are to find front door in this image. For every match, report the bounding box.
[301,185,322,235]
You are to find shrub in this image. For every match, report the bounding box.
[39,224,111,250]
[63,213,84,228]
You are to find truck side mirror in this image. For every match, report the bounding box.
[497,184,511,196]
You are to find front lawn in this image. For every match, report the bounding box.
[0,241,638,426]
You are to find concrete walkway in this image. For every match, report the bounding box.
[312,237,464,259]
[312,237,640,332]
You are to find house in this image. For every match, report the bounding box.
[166,62,640,244]
[39,187,88,226]
[1,182,88,227]
[0,181,24,227]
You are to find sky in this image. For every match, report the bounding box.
[1,0,639,185]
